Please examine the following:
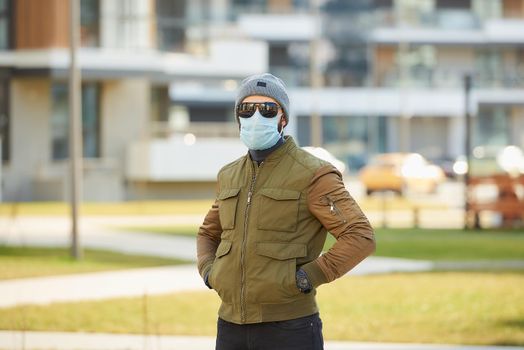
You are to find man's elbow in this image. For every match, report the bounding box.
[344,220,376,258]
[361,225,376,257]
[366,235,377,256]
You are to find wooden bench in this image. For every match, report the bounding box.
[467,174,524,228]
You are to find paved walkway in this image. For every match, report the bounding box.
[0,215,437,308]
[2,331,523,350]
[2,260,521,350]
[0,215,200,261]
[0,265,204,308]
[2,255,522,308]
[0,256,435,308]
[0,215,440,263]
[1,215,523,350]
[0,213,470,263]
[0,215,522,308]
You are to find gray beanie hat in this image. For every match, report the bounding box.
[235,73,290,124]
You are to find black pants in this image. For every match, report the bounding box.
[216,313,324,350]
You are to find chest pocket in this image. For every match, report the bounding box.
[257,188,301,232]
[217,188,241,230]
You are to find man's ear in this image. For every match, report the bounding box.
[280,115,287,128]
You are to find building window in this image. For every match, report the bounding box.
[475,48,503,87]
[233,0,267,14]
[436,0,471,9]
[51,83,101,160]
[0,0,11,50]
[150,86,170,122]
[298,115,385,172]
[81,0,100,47]
[156,0,186,52]
[82,83,100,157]
[51,84,68,160]
[231,0,312,16]
[323,116,370,171]
[472,0,502,20]
[187,105,230,122]
[325,44,370,87]
[475,106,509,147]
[0,77,9,162]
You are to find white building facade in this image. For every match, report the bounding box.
[1,0,523,201]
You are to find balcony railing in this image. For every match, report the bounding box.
[364,8,482,30]
[377,68,524,89]
[150,121,240,139]
[228,4,311,20]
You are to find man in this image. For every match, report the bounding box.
[197,73,375,350]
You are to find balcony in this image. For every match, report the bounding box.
[370,12,524,45]
[0,40,268,80]
[32,158,122,201]
[126,129,244,182]
[376,67,524,89]
[237,13,317,42]
[149,121,239,139]
[289,86,524,118]
[484,19,524,44]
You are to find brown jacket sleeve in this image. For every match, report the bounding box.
[197,199,222,279]
[301,165,376,288]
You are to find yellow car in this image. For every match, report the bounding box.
[359,153,445,195]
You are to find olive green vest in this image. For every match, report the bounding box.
[208,136,329,324]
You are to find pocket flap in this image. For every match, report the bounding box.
[215,240,232,258]
[217,188,241,200]
[259,188,301,201]
[256,242,306,260]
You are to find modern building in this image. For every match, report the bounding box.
[0,0,266,201]
[1,0,524,201]
[171,0,524,172]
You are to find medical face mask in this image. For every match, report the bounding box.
[239,109,283,150]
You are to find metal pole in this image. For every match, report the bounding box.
[309,0,323,147]
[463,74,472,229]
[69,0,83,259]
[0,136,2,202]
[398,40,411,152]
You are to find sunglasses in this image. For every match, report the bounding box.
[236,102,280,119]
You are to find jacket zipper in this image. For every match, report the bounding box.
[326,195,347,224]
[240,161,263,323]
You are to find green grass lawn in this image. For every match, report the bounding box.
[328,228,524,261]
[118,226,524,261]
[0,246,187,280]
[0,197,442,217]
[117,225,199,237]
[0,200,214,216]
[2,272,522,346]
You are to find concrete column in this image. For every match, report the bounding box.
[387,116,399,153]
[449,115,466,158]
[101,78,150,169]
[509,106,524,148]
[5,79,51,201]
